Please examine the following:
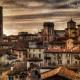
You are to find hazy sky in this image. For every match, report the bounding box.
[0,0,80,35]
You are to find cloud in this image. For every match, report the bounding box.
[4,10,80,21]
[0,0,80,9]
[0,0,80,35]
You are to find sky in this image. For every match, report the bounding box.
[0,0,80,35]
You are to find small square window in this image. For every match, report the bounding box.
[29,54,31,58]
[39,49,41,52]
[33,49,35,52]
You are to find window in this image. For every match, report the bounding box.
[29,49,30,52]
[68,54,70,57]
[57,54,62,59]
[33,54,35,58]
[39,49,41,52]
[79,61,80,64]
[0,72,2,76]
[29,54,31,58]
[33,49,35,52]
[25,54,27,58]
[58,60,62,64]
[44,37,47,41]
[75,61,77,64]
[66,54,70,57]
[39,54,41,58]
[19,53,21,58]
[67,60,70,64]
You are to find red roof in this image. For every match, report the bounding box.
[41,66,80,79]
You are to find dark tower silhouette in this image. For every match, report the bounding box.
[65,19,77,38]
[43,22,54,47]
[67,18,76,29]
[0,7,3,41]
[43,22,54,36]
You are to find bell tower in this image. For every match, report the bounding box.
[65,19,77,39]
[43,22,54,47]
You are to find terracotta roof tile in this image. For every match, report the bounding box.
[41,66,79,79]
